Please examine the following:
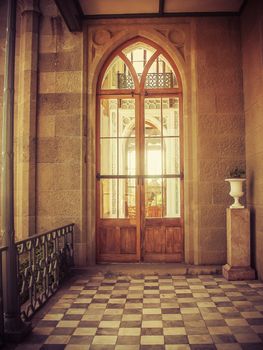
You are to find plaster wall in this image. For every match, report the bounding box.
[241,0,263,280]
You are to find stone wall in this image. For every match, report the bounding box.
[195,17,245,264]
[0,2,250,268]
[241,0,263,280]
[36,0,87,264]
[85,17,246,265]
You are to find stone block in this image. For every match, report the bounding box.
[53,191,81,217]
[199,135,245,159]
[38,93,81,115]
[222,264,255,281]
[36,215,55,233]
[38,115,55,137]
[38,72,56,93]
[200,249,226,265]
[37,163,54,191]
[55,115,81,137]
[55,71,82,93]
[246,124,263,157]
[39,35,57,53]
[198,93,216,114]
[226,208,251,267]
[212,182,232,206]
[56,137,80,163]
[37,190,80,217]
[199,228,226,251]
[53,163,80,190]
[37,138,58,163]
[199,159,245,181]
[200,205,226,228]
[245,100,263,134]
[39,52,82,72]
[216,94,243,114]
[198,182,212,205]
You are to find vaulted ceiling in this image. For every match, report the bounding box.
[54,0,246,31]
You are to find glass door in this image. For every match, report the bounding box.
[97,97,141,262]
[142,97,183,262]
[96,39,184,263]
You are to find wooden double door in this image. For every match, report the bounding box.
[96,38,184,262]
[96,94,184,263]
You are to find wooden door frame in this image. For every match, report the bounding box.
[96,37,184,263]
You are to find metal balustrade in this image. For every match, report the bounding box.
[0,224,74,344]
[17,224,74,320]
[117,72,177,89]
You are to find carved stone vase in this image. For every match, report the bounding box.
[225,178,246,209]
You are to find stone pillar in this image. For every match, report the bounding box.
[223,208,255,280]
[16,0,40,238]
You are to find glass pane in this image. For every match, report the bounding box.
[145,178,163,218]
[118,99,135,137]
[144,98,161,137]
[100,138,117,175]
[119,138,136,175]
[100,99,117,137]
[162,97,179,136]
[163,137,180,175]
[145,138,162,175]
[123,42,156,79]
[145,54,178,88]
[163,178,180,217]
[102,56,134,89]
[100,179,117,218]
[118,179,136,219]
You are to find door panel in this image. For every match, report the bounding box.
[120,227,137,254]
[142,97,183,262]
[97,97,140,262]
[143,225,183,262]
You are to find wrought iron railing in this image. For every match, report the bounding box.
[0,246,7,347]
[16,224,74,320]
[117,72,177,89]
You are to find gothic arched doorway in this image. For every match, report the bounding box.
[96,37,183,262]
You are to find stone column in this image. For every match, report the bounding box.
[223,208,255,280]
[16,0,40,238]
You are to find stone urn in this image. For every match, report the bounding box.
[225,178,246,209]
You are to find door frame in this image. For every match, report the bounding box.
[95,37,184,263]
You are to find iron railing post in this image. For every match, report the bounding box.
[1,0,31,341]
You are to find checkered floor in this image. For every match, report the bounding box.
[13,274,263,350]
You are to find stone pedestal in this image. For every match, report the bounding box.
[222,208,255,280]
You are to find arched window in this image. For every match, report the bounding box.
[96,38,183,263]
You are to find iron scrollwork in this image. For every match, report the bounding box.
[16,224,74,321]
